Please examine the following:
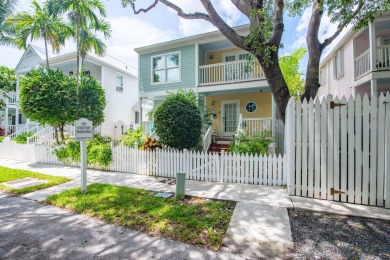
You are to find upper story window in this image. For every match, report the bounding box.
[333,49,344,79]
[319,67,327,85]
[116,73,123,92]
[152,52,180,84]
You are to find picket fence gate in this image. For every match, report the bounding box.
[36,144,286,186]
[285,94,390,208]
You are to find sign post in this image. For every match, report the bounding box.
[75,118,93,193]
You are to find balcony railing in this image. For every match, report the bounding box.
[7,92,17,105]
[199,60,265,86]
[355,45,390,80]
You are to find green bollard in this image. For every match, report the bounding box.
[176,172,186,200]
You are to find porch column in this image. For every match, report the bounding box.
[15,74,20,132]
[369,21,376,72]
[371,79,378,97]
[5,106,8,136]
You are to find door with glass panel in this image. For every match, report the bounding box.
[221,100,240,137]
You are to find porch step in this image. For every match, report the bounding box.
[216,137,233,145]
[208,143,229,153]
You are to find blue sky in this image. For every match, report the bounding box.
[0,0,342,72]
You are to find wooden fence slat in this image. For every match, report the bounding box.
[327,95,334,201]
[362,95,370,205]
[308,98,314,198]
[355,95,362,204]
[377,94,386,206]
[314,98,321,199]
[296,99,302,196]
[347,96,355,203]
[340,96,348,202]
[385,94,390,209]
[369,95,378,206]
[333,96,341,202]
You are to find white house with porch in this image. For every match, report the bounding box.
[317,14,390,98]
[0,44,146,141]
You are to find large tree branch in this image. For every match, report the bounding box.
[130,0,158,14]
[159,0,212,22]
[269,0,284,46]
[321,0,363,49]
[199,0,248,50]
[231,0,252,17]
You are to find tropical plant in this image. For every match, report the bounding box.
[154,90,202,150]
[0,0,17,46]
[140,136,161,151]
[0,66,16,109]
[47,0,107,75]
[279,48,307,100]
[229,131,274,156]
[6,0,69,67]
[120,125,144,148]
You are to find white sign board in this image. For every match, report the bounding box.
[75,118,93,141]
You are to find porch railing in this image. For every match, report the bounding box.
[8,123,41,139]
[355,49,370,79]
[199,60,265,85]
[355,46,390,79]
[242,118,272,136]
[7,92,17,105]
[202,126,214,153]
[6,125,16,136]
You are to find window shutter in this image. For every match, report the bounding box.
[333,56,337,79]
[135,111,140,124]
[339,50,344,77]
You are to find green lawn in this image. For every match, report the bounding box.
[0,166,70,195]
[46,183,235,250]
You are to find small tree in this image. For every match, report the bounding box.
[19,68,106,143]
[0,65,16,109]
[154,90,202,150]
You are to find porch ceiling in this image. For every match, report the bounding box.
[200,40,235,52]
[202,86,271,96]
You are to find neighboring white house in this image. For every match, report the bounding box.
[0,44,145,140]
[317,14,390,98]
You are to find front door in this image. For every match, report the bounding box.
[221,100,240,137]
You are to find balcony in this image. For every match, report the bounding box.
[6,92,17,105]
[355,45,390,79]
[199,60,265,86]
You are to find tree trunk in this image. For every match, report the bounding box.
[302,0,323,100]
[54,127,59,145]
[44,28,49,68]
[257,55,291,122]
[60,123,65,142]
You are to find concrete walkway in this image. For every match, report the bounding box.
[2,159,390,258]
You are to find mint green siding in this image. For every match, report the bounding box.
[199,46,205,66]
[139,45,196,93]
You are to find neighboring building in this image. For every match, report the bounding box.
[317,14,390,98]
[0,44,142,140]
[134,25,275,143]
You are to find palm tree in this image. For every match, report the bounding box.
[79,19,111,67]
[6,0,69,67]
[0,0,17,46]
[47,0,106,75]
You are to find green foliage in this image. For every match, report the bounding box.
[120,125,144,148]
[279,48,307,100]
[78,75,106,126]
[13,132,34,144]
[229,131,275,155]
[140,135,161,151]
[53,134,113,167]
[19,68,105,142]
[0,136,4,143]
[154,90,202,150]
[20,67,78,128]
[0,66,16,109]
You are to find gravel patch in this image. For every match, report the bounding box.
[286,209,390,259]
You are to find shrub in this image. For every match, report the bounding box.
[53,134,113,167]
[120,125,144,148]
[140,136,161,151]
[154,90,202,150]
[13,132,34,144]
[228,131,275,155]
[0,136,4,143]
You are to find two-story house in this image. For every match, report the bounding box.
[317,14,390,98]
[135,25,276,148]
[0,44,144,141]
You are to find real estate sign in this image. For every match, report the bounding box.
[75,118,93,141]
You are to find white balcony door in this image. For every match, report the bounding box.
[222,52,250,81]
[221,100,240,137]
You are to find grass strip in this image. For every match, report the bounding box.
[45,183,235,250]
[0,166,70,195]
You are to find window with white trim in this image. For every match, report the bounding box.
[135,111,140,124]
[152,52,180,83]
[333,50,344,79]
[319,67,327,85]
[116,73,123,92]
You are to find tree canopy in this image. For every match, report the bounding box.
[0,66,16,109]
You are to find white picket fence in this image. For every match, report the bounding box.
[285,94,390,208]
[34,144,286,186]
